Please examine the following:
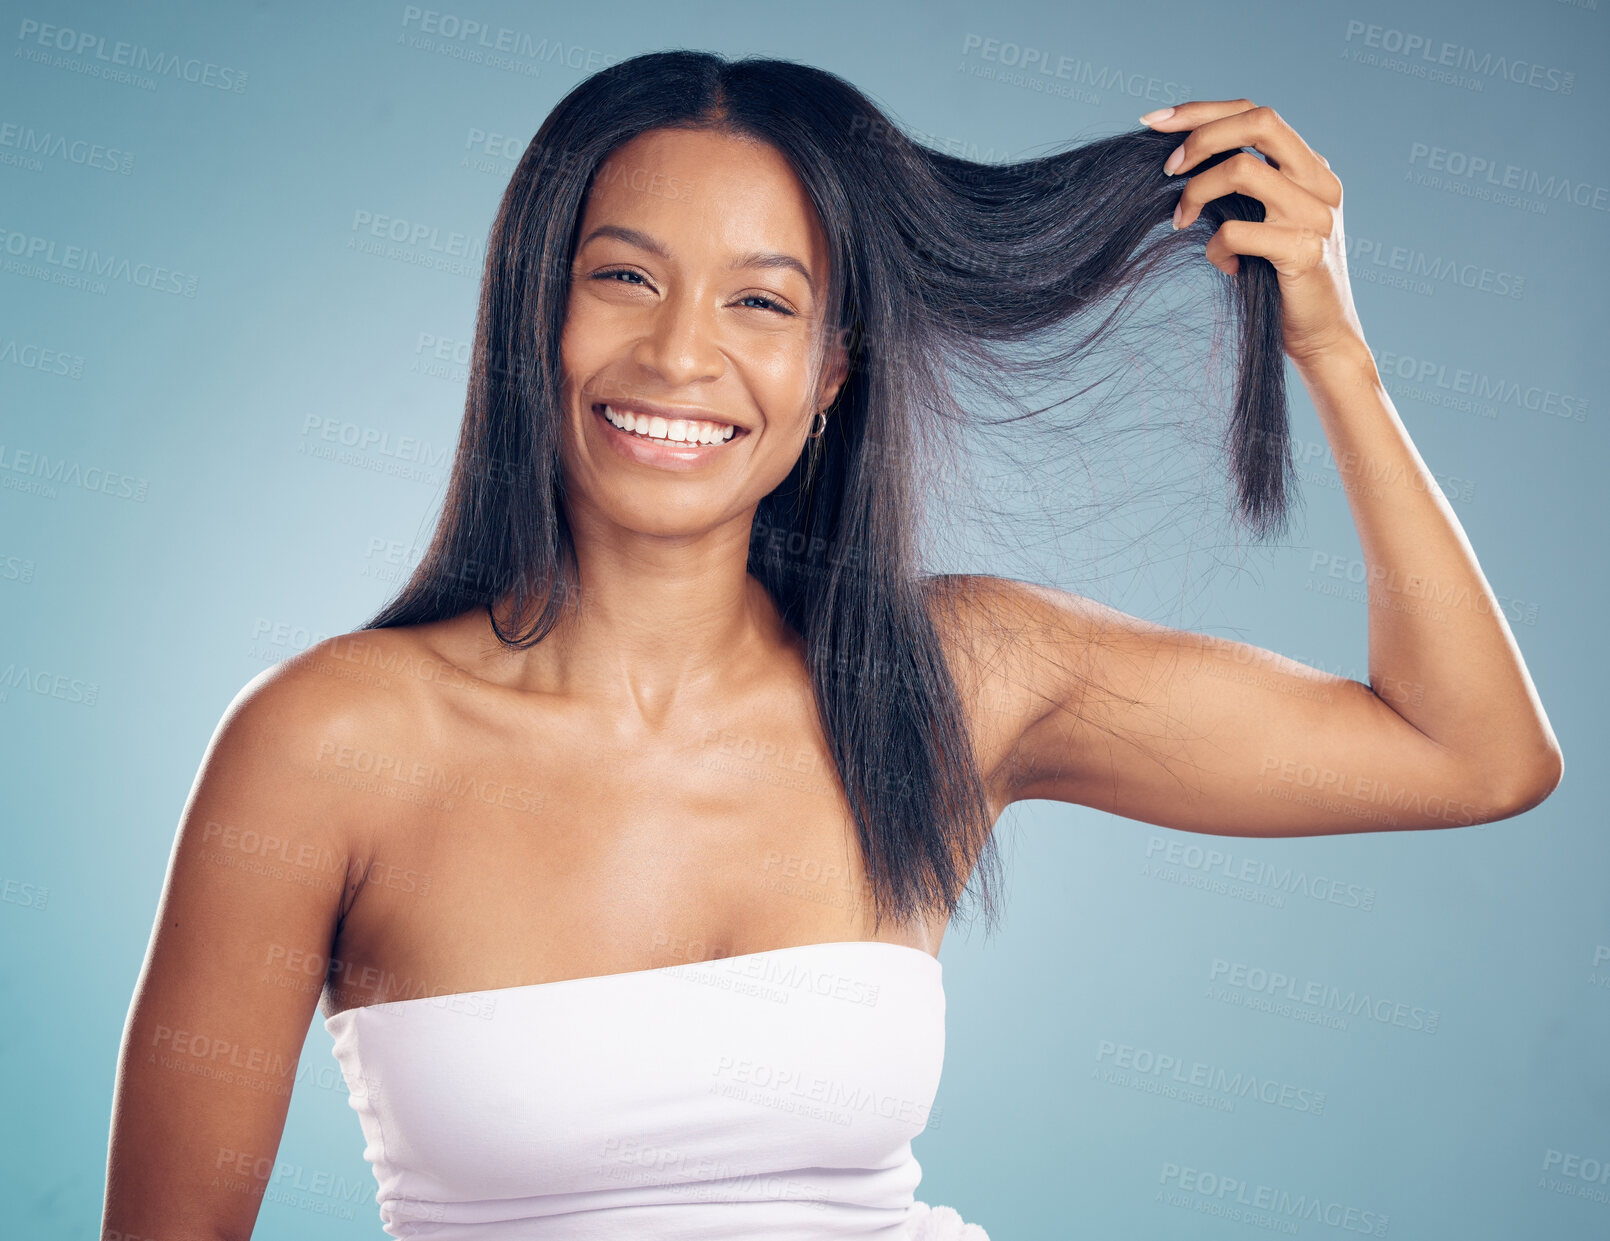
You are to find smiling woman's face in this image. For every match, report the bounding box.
[558,126,847,539]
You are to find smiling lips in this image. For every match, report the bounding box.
[596,402,739,446]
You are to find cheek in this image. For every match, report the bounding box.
[744,340,820,411]
[561,280,633,342]
[559,300,604,372]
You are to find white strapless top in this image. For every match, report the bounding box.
[323,939,989,1239]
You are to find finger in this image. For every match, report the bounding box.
[1202,218,1326,277]
[1139,98,1258,131]
[1165,106,1340,206]
[1174,152,1331,232]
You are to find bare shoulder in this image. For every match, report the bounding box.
[223,631,431,767]
[261,625,477,733]
[920,571,1187,770]
[918,573,1105,785]
[922,570,1153,634]
[208,628,465,861]
[922,571,1173,680]
[921,572,1112,688]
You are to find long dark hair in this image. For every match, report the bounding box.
[364,50,1293,936]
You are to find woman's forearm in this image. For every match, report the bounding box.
[1295,337,1562,803]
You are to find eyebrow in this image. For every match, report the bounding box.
[576,224,815,293]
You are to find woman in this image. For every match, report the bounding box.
[101,50,1560,1240]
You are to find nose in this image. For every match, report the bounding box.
[631,289,724,387]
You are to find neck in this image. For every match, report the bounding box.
[475,511,788,728]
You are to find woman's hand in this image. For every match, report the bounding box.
[1141,99,1367,369]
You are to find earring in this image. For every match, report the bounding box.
[807,410,828,439]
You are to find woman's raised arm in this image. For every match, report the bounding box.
[925,100,1562,839]
[101,655,376,1239]
[933,560,1559,838]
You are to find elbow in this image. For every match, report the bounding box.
[1485,744,1564,819]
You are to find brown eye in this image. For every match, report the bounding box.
[739,293,793,315]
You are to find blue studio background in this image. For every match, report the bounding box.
[3,0,1607,1237]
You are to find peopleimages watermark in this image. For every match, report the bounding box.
[1209,957,1440,1034]
[1344,234,1525,300]
[710,1055,937,1131]
[1,877,48,910]
[1340,20,1575,94]
[0,225,197,297]
[671,951,882,1009]
[14,17,250,93]
[350,209,484,262]
[2,552,36,586]
[296,414,451,487]
[1407,142,1608,213]
[0,337,86,379]
[1371,347,1588,424]
[1591,944,1610,990]
[151,1030,368,1104]
[346,209,485,278]
[211,1147,371,1220]
[0,443,148,502]
[1539,1148,1610,1205]
[1258,752,1485,828]
[1144,836,1376,910]
[359,535,426,587]
[0,662,99,707]
[398,7,607,71]
[0,444,148,502]
[1157,1161,1390,1236]
[1304,551,1540,629]
[958,32,1189,104]
[1094,1040,1326,1115]
[263,943,496,1019]
[0,121,134,174]
[1285,433,1476,505]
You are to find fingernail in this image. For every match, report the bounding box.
[1139,107,1175,125]
[1163,144,1186,176]
[1171,201,1183,230]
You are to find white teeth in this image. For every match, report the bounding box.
[600,405,736,445]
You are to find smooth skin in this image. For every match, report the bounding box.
[102,111,1561,1237]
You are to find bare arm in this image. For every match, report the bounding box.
[931,341,1562,835]
[1289,339,1560,807]
[101,656,373,1239]
[936,557,1557,839]
[929,101,1561,838]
